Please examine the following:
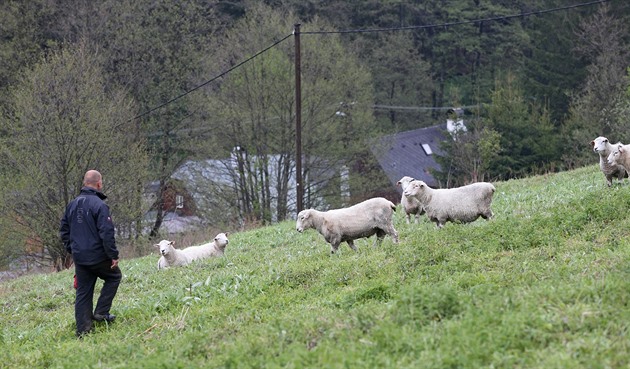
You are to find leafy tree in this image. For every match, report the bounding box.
[521,1,589,124]
[486,73,561,179]
[0,1,56,111]
[438,72,561,186]
[435,114,502,187]
[94,0,221,237]
[352,31,435,133]
[0,42,148,270]
[204,3,381,224]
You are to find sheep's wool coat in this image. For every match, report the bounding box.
[296,197,399,253]
[592,136,627,186]
[404,181,495,228]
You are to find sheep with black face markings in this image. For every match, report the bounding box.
[295,197,399,254]
[403,180,495,228]
[591,136,627,186]
[397,176,424,224]
[156,232,230,270]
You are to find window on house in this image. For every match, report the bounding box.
[176,195,184,209]
[422,143,433,155]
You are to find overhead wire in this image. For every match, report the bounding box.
[131,33,293,121]
[132,0,609,120]
[303,0,609,34]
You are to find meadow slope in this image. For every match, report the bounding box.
[1,165,630,368]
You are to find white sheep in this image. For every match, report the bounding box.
[156,232,230,270]
[295,197,399,254]
[607,143,630,173]
[396,176,424,224]
[156,240,188,269]
[403,180,495,228]
[591,136,627,186]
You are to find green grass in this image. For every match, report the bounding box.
[2,165,630,368]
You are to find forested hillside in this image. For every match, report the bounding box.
[0,0,629,269]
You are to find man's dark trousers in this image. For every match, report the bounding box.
[75,259,122,335]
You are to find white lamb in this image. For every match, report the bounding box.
[396,176,424,224]
[156,232,230,270]
[295,197,399,254]
[591,136,627,186]
[607,143,630,173]
[403,180,495,228]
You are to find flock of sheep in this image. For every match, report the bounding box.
[591,136,630,186]
[155,135,620,265]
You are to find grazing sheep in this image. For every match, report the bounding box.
[607,143,630,173]
[591,136,627,186]
[403,180,495,228]
[295,197,399,254]
[397,176,424,224]
[156,232,230,270]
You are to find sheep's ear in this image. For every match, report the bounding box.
[302,211,310,219]
[590,140,595,147]
[225,232,229,237]
[153,243,159,248]
[396,181,401,186]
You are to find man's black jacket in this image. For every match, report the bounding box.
[60,187,118,265]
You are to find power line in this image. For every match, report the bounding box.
[373,104,481,111]
[133,0,608,120]
[303,0,609,35]
[131,33,293,121]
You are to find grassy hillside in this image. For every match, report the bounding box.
[2,165,630,368]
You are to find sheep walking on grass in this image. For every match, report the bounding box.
[156,232,230,270]
[591,136,627,186]
[403,180,495,228]
[397,176,424,224]
[295,197,399,254]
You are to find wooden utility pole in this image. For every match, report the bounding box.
[294,23,303,213]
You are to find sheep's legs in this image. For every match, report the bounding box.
[346,240,358,251]
[385,223,399,243]
[373,231,385,247]
[481,210,494,220]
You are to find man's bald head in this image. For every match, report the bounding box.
[83,170,102,189]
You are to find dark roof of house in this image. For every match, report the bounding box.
[372,123,449,189]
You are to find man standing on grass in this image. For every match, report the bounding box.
[60,170,121,338]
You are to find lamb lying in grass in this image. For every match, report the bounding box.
[156,232,230,270]
[403,180,495,228]
[295,197,399,254]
